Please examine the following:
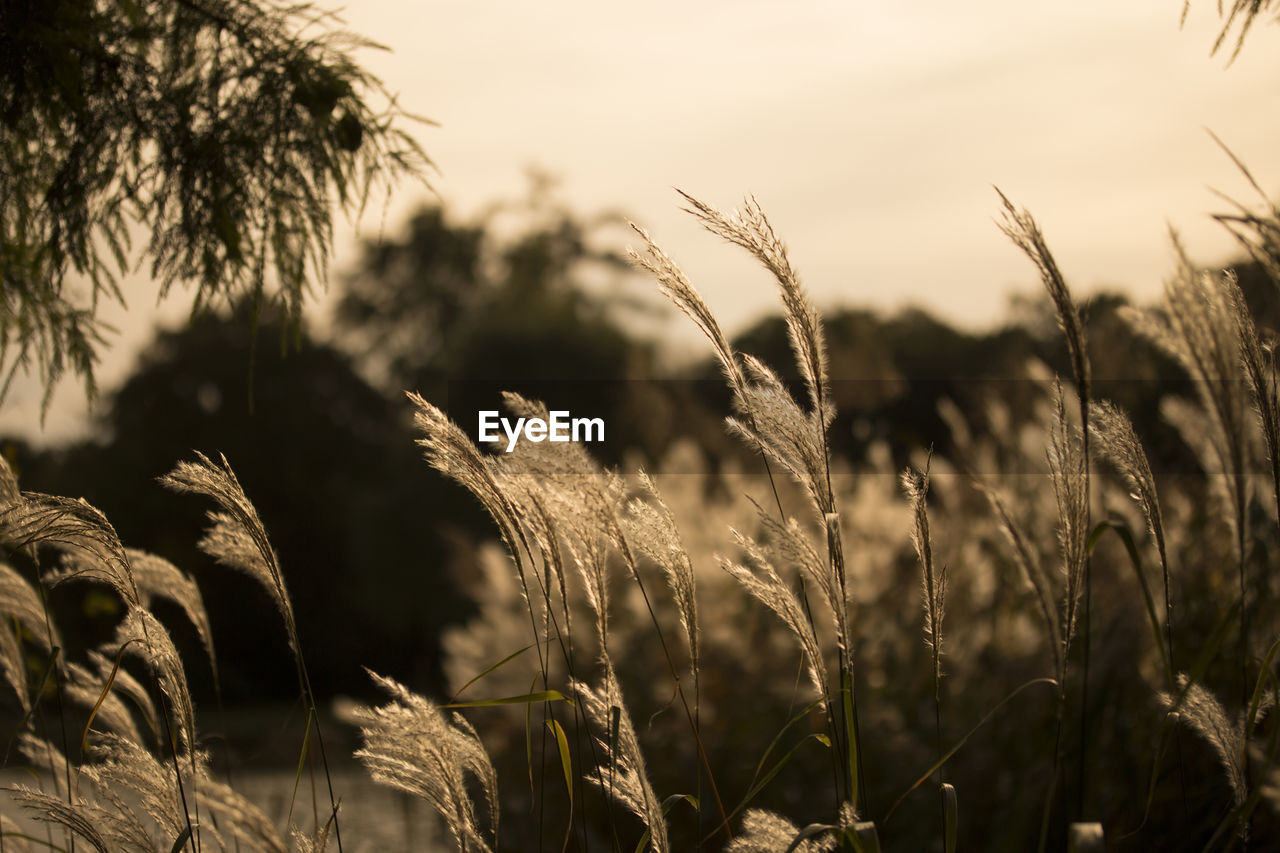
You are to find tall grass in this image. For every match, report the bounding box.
[2,188,1280,853]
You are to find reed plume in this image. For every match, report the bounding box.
[106,608,197,754]
[975,479,1062,679]
[902,459,947,685]
[574,663,669,853]
[0,562,58,713]
[1122,243,1257,816]
[724,809,837,853]
[162,451,342,849]
[1158,676,1264,812]
[354,670,499,853]
[1089,399,1178,688]
[720,529,829,702]
[1049,382,1090,664]
[633,191,859,810]
[162,455,298,662]
[627,470,700,676]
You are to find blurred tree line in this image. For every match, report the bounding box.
[4,186,1277,709]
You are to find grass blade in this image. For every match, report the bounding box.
[79,639,138,757]
[842,670,859,813]
[169,826,194,853]
[635,794,699,853]
[702,732,830,845]
[850,822,883,853]
[943,783,957,853]
[449,643,536,702]
[442,690,568,709]
[1089,519,1173,688]
[1247,636,1280,737]
[886,678,1059,821]
[547,719,573,853]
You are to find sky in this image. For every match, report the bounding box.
[3,0,1279,444]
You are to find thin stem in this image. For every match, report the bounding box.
[32,568,78,853]
[1075,372,1092,824]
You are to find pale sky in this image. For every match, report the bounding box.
[4,0,1279,444]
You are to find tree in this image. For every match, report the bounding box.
[333,184,672,464]
[0,0,429,412]
[1191,0,1280,59]
[21,304,473,700]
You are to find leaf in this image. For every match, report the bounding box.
[441,689,568,709]
[634,794,699,853]
[943,782,958,853]
[1117,600,1241,839]
[169,825,194,853]
[703,731,830,846]
[80,639,138,756]
[1247,636,1280,734]
[842,669,859,812]
[449,643,535,702]
[885,678,1059,821]
[286,707,314,829]
[1090,519,1173,688]
[849,822,883,853]
[547,719,573,853]
[783,822,838,853]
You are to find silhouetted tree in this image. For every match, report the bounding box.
[23,306,472,701]
[334,186,666,464]
[0,0,428,410]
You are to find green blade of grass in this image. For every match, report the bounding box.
[169,825,193,853]
[80,639,138,757]
[842,670,859,813]
[750,699,826,784]
[286,707,314,829]
[441,690,568,709]
[0,831,68,851]
[1090,519,1173,688]
[1174,599,1243,710]
[784,823,839,853]
[943,783,957,853]
[1118,598,1243,839]
[701,731,830,845]
[546,718,573,799]
[1247,636,1280,733]
[850,822,883,853]
[524,675,538,797]
[886,677,1059,821]
[3,646,60,767]
[448,642,536,702]
[634,794,699,853]
[546,719,573,853]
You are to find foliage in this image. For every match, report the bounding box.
[1188,0,1280,60]
[0,0,429,413]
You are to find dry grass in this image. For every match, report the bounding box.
[2,190,1280,853]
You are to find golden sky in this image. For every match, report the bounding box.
[4,0,1279,443]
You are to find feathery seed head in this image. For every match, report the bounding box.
[354,670,498,853]
[573,664,669,853]
[996,191,1090,398]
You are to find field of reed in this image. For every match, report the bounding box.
[2,186,1280,852]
